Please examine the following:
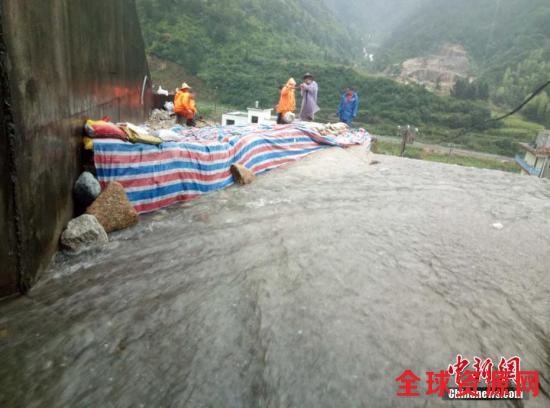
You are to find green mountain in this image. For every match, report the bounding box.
[323,0,549,74]
[324,0,550,126]
[322,0,429,45]
[136,0,546,156]
[378,0,549,72]
[136,0,360,106]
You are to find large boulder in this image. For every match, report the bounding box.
[74,171,101,208]
[230,164,255,185]
[86,181,139,232]
[60,214,108,252]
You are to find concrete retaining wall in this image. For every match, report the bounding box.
[0,0,151,296]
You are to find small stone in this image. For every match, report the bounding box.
[60,214,108,252]
[116,337,128,352]
[86,182,139,232]
[492,222,504,230]
[0,329,8,338]
[230,164,255,185]
[74,171,101,207]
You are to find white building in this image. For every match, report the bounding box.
[222,104,276,126]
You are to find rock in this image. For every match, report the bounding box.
[230,164,255,185]
[86,181,139,232]
[150,108,172,121]
[74,171,101,207]
[60,214,108,252]
[492,222,504,230]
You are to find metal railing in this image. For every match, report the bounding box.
[515,155,542,176]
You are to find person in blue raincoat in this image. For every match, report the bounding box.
[337,87,359,126]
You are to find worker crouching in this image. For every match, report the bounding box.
[174,82,197,127]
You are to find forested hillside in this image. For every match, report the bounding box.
[137,0,359,106]
[378,0,549,69]
[371,0,550,125]
[322,0,428,44]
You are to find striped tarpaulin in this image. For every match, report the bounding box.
[93,124,370,213]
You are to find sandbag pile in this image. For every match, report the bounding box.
[84,117,128,140]
[300,121,350,136]
[83,117,163,149]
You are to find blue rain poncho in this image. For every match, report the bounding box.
[337,91,359,125]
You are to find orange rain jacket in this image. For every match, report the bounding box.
[174,89,197,119]
[276,78,296,114]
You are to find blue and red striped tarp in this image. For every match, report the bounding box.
[93,123,370,213]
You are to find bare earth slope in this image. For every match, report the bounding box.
[398,44,471,94]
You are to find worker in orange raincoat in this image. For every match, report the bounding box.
[174,82,197,126]
[276,78,297,124]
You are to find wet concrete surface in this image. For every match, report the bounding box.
[0,148,549,407]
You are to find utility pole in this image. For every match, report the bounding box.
[214,86,218,118]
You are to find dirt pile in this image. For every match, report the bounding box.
[398,43,471,94]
